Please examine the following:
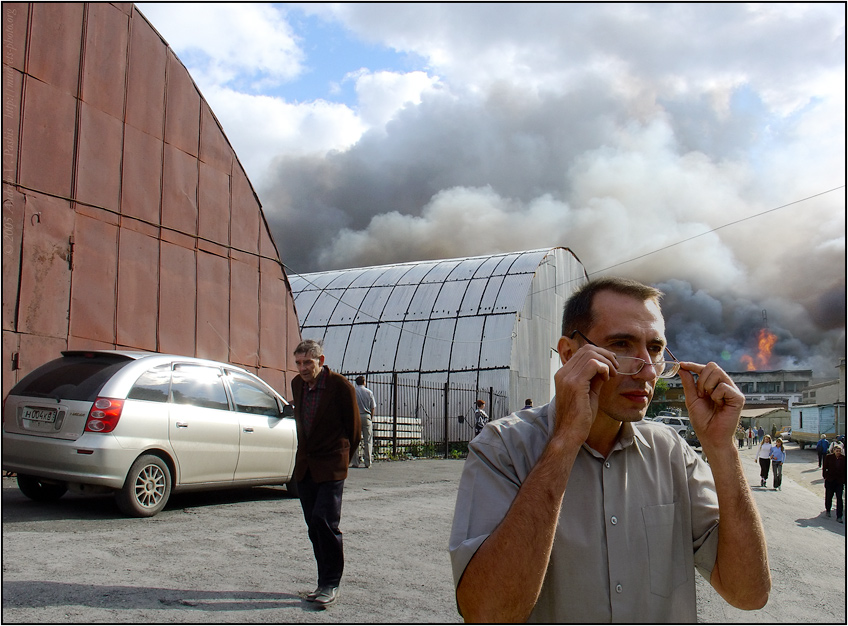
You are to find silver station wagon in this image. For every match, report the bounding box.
[2,351,298,517]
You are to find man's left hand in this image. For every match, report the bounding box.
[678,361,744,450]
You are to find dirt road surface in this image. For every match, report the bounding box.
[2,440,845,623]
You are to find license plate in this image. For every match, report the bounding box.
[22,407,58,423]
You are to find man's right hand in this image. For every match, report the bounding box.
[551,339,616,446]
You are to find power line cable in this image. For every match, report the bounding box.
[588,185,844,276]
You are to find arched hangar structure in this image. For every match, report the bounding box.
[2,3,301,398]
[289,248,588,422]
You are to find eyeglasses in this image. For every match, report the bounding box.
[569,330,681,379]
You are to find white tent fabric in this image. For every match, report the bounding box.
[288,247,588,413]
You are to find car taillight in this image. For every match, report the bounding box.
[84,398,124,433]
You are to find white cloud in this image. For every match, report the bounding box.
[348,70,442,128]
[137,3,304,90]
[202,87,366,186]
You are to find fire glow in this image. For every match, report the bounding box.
[740,329,778,371]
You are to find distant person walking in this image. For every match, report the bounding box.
[769,438,786,490]
[473,400,489,436]
[352,376,376,469]
[736,426,746,449]
[757,425,765,445]
[816,435,830,468]
[747,427,753,449]
[755,435,773,488]
[822,443,846,523]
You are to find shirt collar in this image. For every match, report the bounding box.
[540,401,652,456]
[304,365,329,391]
[623,420,652,450]
[581,420,653,460]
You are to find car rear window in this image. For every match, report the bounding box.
[9,353,133,401]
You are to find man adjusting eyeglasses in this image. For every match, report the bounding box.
[450,277,770,623]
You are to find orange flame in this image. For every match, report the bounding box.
[740,329,778,371]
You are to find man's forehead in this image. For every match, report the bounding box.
[591,291,665,332]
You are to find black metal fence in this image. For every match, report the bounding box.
[345,372,509,459]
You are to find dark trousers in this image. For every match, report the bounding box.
[771,461,783,488]
[825,480,844,519]
[298,473,346,587]
[758,458,770,481]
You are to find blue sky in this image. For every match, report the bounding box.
[136,3,844,374]
[280,10,426,105]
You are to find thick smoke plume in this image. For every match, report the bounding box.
[256,5,844,377]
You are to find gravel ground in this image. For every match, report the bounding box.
[2,441,845,624]
[2,460,464,624]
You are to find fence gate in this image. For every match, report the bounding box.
[346,373,508,459]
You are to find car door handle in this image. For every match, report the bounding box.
[175,422,189,428]
[243,427,254,433]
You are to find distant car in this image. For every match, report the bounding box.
[653,415,690,438]
[2,351,298,517]
[684,425,701,448]
[777,427,792,442]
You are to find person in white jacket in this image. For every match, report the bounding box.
[755,435,773,488]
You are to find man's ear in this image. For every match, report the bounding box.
[556,335,578,366]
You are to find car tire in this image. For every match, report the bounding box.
[116,454,172,517]
[17,474,68,502]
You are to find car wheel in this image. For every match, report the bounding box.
[115,454,171,517]
[17,474,67,502]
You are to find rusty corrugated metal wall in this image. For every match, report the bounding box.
[1,2,301,399]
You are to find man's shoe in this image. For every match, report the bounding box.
[838,517,844,524]
[306,586,322,601]
[826,510,831,517]
[313,586,339,606]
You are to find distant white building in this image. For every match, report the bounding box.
[288,248,588,416]
[661,369,814,414]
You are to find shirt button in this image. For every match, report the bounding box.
[605,462,611,468]
[611,516,618,525]
[616,584,623,593]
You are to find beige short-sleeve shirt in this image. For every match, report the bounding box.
[449,402,720,623]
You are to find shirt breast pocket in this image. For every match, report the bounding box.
[642,503,688,597]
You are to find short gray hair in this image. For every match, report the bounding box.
[294,339,324,359]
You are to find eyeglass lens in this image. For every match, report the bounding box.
[615,357,679,378]
[570,330,680,378]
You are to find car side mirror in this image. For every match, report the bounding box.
[281,403,295,418]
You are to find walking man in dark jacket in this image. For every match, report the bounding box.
[822,443,846,523]
[291,339,361,606]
